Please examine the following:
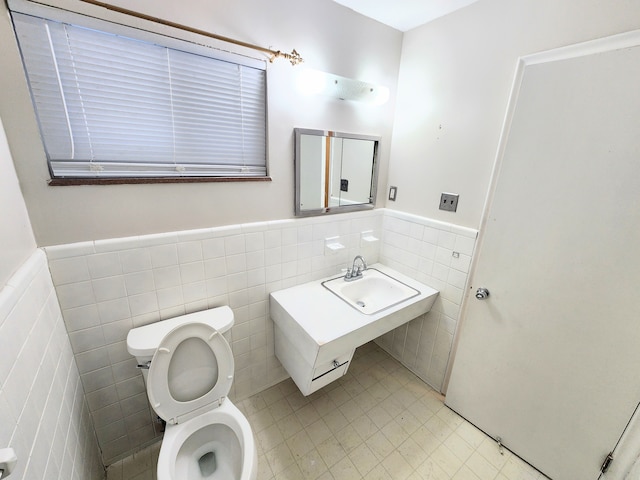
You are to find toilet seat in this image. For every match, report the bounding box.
[147,322,234,425]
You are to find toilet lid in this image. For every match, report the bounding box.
[146,321,234,425]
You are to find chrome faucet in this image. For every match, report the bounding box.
[345,255,367,281]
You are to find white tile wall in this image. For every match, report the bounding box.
[41,209,475,466]
[375,209,478,391]
[0,250,104,480]
[44,211,384,465]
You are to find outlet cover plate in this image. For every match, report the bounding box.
[440,192,459,212]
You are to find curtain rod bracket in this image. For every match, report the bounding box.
[270,49,304,66]
[77,0,304,65]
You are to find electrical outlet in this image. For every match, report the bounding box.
[440,192,459,212]
[388,186,397,201]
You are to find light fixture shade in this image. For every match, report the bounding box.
[296,69,389,105]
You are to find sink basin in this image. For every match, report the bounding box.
[322,268,420,314]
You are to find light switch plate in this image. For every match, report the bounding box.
[388,186,397,201]
[440,192,459,212]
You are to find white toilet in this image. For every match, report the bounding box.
[126,306,257,480]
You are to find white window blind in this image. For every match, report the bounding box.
[10,6,267,178]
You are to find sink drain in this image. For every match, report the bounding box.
[356,300,366,308]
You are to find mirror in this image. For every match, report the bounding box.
[294,128,380,217]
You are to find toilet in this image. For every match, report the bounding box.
[126,306,257,480]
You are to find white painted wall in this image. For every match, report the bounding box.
[0,0,402,246]
[388,0,640,229]
[0,117,36,285]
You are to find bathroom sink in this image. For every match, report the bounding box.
[270,263,439,395]
[322,268,420,315]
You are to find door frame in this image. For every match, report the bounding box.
[441,28,640,478]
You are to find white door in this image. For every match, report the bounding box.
[445,36,640,480]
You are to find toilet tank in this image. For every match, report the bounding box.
[126,306,234,363]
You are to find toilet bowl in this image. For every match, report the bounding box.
[127,307,257,480]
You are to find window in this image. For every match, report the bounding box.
[9,1,267,180]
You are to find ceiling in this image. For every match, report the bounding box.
[332,0,480,32]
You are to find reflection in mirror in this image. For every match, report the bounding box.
[295,128,380,217]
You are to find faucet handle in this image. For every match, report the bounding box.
[344,267,352,279]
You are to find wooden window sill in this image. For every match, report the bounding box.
[48,177,272,186]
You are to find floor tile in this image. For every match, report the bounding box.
[106,341,548,480]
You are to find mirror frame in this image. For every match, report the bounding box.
[294,128,380,217]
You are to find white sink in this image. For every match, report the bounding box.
[322,268,420,315]
[270,263,439,395]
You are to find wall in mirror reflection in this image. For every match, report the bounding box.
[295,129,379,217]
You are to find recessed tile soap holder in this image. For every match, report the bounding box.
[324,236,345,255]
[360,230,379,247]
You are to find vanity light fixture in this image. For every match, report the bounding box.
[296,69,389,105]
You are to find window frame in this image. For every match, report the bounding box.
[9,0,271,185]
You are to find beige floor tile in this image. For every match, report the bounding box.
[351,413,379,441]
[257,453,274,480]
[241,395,268,416]
[334,424,363,454]
[464,451,499,480]
[453,465,482,480]
[338,399,364,423]
[444,432,475,463]
[410,424,442,456]
[431,444,464,477]
[368,405,394,429]
[397,436,429,469]
[499,453,539,480]
[295,403,321,427]
[476,437,511,471]
[365,430,395,461]
[297,448,329,480]
[261,385,286,405]
[425,414,454,442]
[416,456,451,480]
[316,435,347,468]
[267,397,294,421]
[265,441,295,475]
[368,381,391,401]
[455,421,487,450]
[256,423,285,454]
[367,463,394,480]
[306,418,333,446]
[396,409,421,435]
[381,418,409,446]
[340,375,366,397]
[348,443,379,476]
[286,429,315,460]
[329,455,361,480]
[249,408,276,433]
[382,396,407,418]
[310,394,338,417]
[275,461,304,479]
[381,450,414,480]
[321,407,350,433]
[277,378,298,395]
[285,389,310,411]
[351,389,378,413]
[437,407,465,431]
[277,412,304,439]
[316,471,336,480]
[326,385,352,407]
[105,342,550,480]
